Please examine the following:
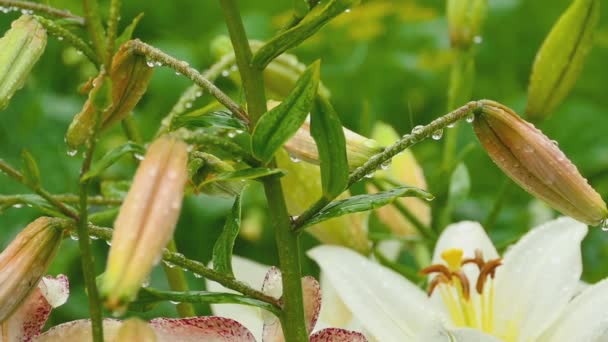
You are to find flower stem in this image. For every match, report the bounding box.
[293,101,483,232]
[126,40,249,125]
[105,0,121,67]
[218,0,309,340]
[163,239,196,317]
[77,140,104,342]
[82,0,107,69]
[34,16,99,66]
[0,194,122,206]
[0,0,85,24]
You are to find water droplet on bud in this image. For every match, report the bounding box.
[380,160,391,170]
[465,113,475,123]
[432,129,444,140]
[289,154,301,163]
[411,125,424,135]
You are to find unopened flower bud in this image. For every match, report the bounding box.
[0,15,47,111]
[101,136,188,310]
[474,100,607,225]
[189,152,245,197]
[66,40,154,148]
[116,318,157,342]
[276,150,370,254]
[284,116,382,171]
[0,217,63,321]
[447,0,487,49]
[526,0,599,119]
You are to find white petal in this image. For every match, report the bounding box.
[430,221,498,320]
[317,272,354,330]
[39,275,69,308]
[308,245,445,342]
[539,278,608,342]
[206,255,270,340]
[449,328,503,342]
[34,319,123,341]
[493,217,587,341]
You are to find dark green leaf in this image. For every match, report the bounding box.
[311,96,348,198]
[303,186,433,228]
[4,194,71,217]
[21,150,40,188]
[251,61,320,163]
[115,13,144,48]
[448,163,470,206]
[100,180,131,199]
[173,110,247,131]
[212,193,243,276]
[134,288,280,316]
[81,142,145,182]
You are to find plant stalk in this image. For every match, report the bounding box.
[82,0,107,69]
[0,0,85,24]
[162,240,196,317]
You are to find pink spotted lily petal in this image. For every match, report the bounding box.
[309,328,367,342]
[149,317,256,341]
[1,275,69,342]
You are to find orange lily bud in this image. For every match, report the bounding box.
[101,136,188,310]
[0,217,63,321]
[473,100,607,225]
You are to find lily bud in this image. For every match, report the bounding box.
[447,0,487,49]
[473,100,607,225]
[66,40,153,148]
[0,15,47,111]
[526,0,599,119]
[366,122,431,237]
[276,150,370,254]
[0,217,63,321]
[284,117,383,171]
[116,318,158,342]
[101,136,188,310]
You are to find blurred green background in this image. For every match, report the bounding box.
[2,0,608,325]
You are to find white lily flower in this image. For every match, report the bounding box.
[309,217,604,342]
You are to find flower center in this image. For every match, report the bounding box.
[421,248,502,333]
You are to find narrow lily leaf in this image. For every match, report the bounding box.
[448,163,470,206]
[251,61,320,164]
[3,194,70,217]
[173,110,247,131]
[21,149,41,188]
[197,168,286,190]
[115,13,144,48]
[311,96,348,198]
[135,288,281,316]
[100,180,131,199]
[212,193,243,276]
[81,142,145,182]
[302,186,434,228]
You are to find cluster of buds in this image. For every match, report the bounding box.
[100,136,188,310]
[446,0,487,50]
[0,15,47,111]
[526,0,599,119]
[66,40,154,148]
[0,217,63,321]
[473,100,607,226]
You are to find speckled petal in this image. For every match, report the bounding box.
[310,328,368,342]
[149,317,256,342]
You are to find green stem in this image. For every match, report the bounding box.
[82,0,107,68]
[0,194,122,206]
[127,40,249,125]
[293,101,483,231]
[121,116,143,144]
[218,0,267,125]
[83,224,281,308]
[0,0,85,24]
[162,240,196,317]
[105,0,121,67]
[483,178,511,230]
[218,1,308,340]
[34,16,99,66]
[77,140,104,342]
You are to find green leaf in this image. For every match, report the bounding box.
[197,168,286,190]
[173,110,247,131]
[447,163,470,206]
[133,288,280,316]
[115,13,144,48]
[251,61,321,164]
[302,186,433,228]
[81,142,145,182]
[21,150,41,188]
[3,194,71,217]
[212,193,243,276]
[311,96,348,198]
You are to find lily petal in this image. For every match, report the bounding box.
[1,275,69,342]
[206,256,270,340]
[309,245,445,342]
[539,278,608,342]
[150,317,256,341]
[261,269,322,342]
[310,328,368,342]
[449,328,503,342]
[493,217,587,341]
[34,319,123,341]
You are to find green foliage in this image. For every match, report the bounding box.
[212,193,243,276]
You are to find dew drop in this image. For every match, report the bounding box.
[344,8,351,13]
[67,148,78,157]
[141,277,150,287]
[193,273,203,279]
[106,240,112,246]
[57,36,64,41]
[227,131,237,138]
[154,61,163,67]
[380,160,391,170]
[364,171,376,179]
[601,218,608,231]
[195,90,203,97]
[432,129,444,140]
[551,140,559,146]
[235,129,244,135]
[134,153,144,161]
[170,300,181,305]
[447,123,456,128]
[465,113,475,123]
[163,260,176,268]
[90,235,99,240]
[175,71,181,76]
[411,125,424,135]
[221,70,230,77]
[12,203,23,209]
[185,102,193,109]
[473,36,483,44]
[289,154,301,163]
[69,233,79,241]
